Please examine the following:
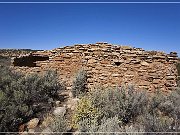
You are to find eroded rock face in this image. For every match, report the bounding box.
[12,42,178,93]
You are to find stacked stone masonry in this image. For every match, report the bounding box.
[12,42,178,92]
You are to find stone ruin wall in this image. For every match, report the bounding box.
[12,42,178,93]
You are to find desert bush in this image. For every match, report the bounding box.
[0,66,64,132]
[74,86,180,134]
[72,69,87,98]
[73,86,148,133]
[72,97,101,129]
[78,117,98,133]
[89,86,148,124]
[78,116,121,135]
[159,89,180,118]
[143,114,174,132]
[119,123,145,135]
[96,116,121,133]
[119,118,176,135]
[148,90,165,115]
[48,115,68,134]
[168,87,180,117]
[134,89,180,133]
[0,55,11,66]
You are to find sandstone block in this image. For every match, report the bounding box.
[166,76,175,80]
[153,79,161,84]
[85,56,92,59]
[124,74,134,77]
[141,61,149,66]
[88,58,97,64]
[112,73,120,77]
[99,76,105,80]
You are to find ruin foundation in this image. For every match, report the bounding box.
[12,42,178,93]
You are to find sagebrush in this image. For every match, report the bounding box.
[73,86,180,134]
[72,69,87,98]
[0,66,64,132]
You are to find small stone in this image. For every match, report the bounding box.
[71,98,79,107]
[53,107,66,116]
[28,129,35,133]
[66,87,71,90]
[67,104,72,109]
[67,98,79,111]
[20,131,28,135]
[19,124,25,132]
[73,131,80,135]
[55,101,61,106]
[27,118,39,129]
[69,91,73,98]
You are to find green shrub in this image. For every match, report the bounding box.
[72,69,87,98]
[0,66,64,132]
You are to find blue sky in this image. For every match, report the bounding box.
[0,1,180,56]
